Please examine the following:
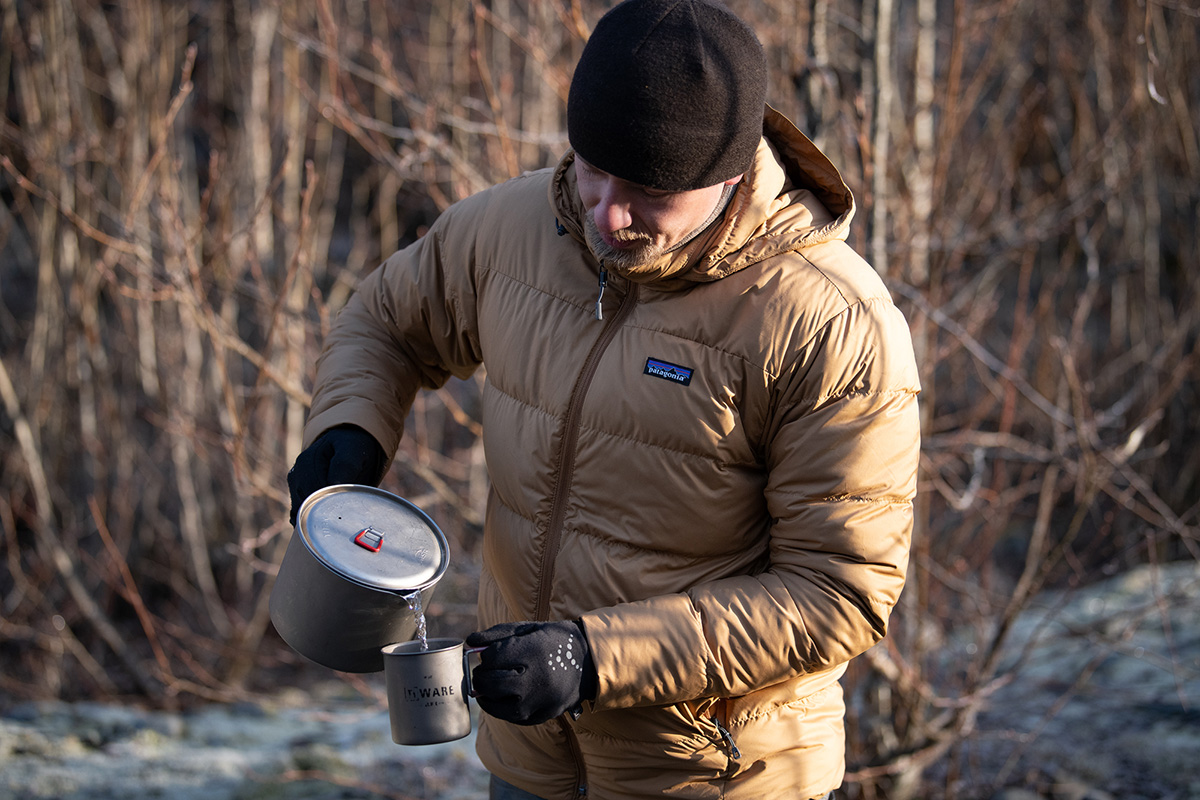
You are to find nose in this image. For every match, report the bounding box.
[592,181,633,235]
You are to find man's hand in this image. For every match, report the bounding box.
[287,425,388,524]
[467,620,598,726]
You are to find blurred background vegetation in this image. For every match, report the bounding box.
[1,0,1197,797]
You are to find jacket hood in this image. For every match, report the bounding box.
[550,105,857,287]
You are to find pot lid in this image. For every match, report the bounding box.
[296,485,448,592]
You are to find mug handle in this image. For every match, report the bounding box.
[463,646,487,699]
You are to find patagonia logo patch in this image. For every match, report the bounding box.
[643,357,693,387]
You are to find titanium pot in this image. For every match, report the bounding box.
[269,484,449,673]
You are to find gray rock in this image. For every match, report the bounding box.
[963,563,1200,799]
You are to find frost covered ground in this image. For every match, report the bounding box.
[0,680,488,800]
[2,563,1197,800]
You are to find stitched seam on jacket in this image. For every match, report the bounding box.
[802,494,913,507]
[477,263,596,316]
[488,484,538,525]
[573,726,715,750]
[575,419,760,469]
[782,275,894,370]
[485,371,562,427]
[571,524,755,561]
[819,386,919,404]
[729,681,841,728]
[773,387,920,415]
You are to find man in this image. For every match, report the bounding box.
[286,0,921,798]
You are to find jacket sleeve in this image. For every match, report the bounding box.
[302,200,485,455]
[580,294,921,710]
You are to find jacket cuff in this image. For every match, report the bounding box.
[580,594,710,711]
[302,398,401,457]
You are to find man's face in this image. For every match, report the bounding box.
[575,157,740,270]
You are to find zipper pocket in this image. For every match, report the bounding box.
[709,699,741,761]
[713,719,741,761]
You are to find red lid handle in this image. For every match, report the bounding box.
[354,526,384,552]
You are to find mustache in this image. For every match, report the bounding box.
[605,229,650,244]
[587,214,650,244]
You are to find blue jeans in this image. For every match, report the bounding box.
[489,776,547,800]
[489,775,835,800]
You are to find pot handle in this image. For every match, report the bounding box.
[463,646,487,699]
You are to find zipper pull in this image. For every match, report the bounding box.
[594,266,608,321]
[714,720,741,760]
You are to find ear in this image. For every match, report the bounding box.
[724,174,744,186]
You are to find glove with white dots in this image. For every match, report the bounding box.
[466,620,598,726]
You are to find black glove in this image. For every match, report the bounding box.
[466,620,598,726]
[287,425,388,524]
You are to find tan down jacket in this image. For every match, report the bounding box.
[304,107,921,799]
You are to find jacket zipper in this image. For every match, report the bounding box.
[594,267,607,320]
[714,719,742,760]
[558,717,590,797]
[711,699,741,761]
[533,265,637,622]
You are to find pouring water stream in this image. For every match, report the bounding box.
[405,591,429,650]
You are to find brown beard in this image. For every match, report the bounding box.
[584,213,665,270]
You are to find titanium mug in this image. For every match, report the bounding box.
[382,638,484,745]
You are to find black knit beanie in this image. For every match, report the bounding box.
[567,0,767,191]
